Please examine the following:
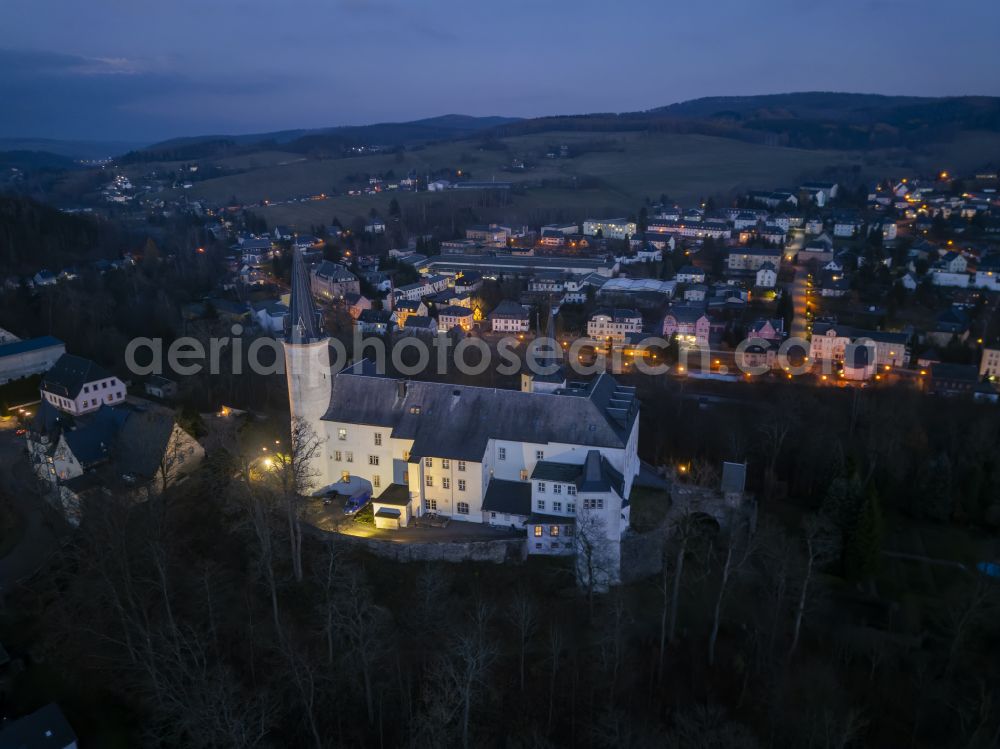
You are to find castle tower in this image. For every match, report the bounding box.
[283,247,333,486]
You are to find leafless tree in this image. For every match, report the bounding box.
[708,512,758,667]
[575,510,617,613]
[507,585,537,692]
[789,515,839,659]
[268,417,324,583]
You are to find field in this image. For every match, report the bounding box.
[135,129,1000,230]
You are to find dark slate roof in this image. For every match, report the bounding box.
[0,336,64,360]
[288,247,321,343]
[482,479,531,516]
[0,703,77,749]
[62,405,129,467]
[323,363,638,462]
[374,483,411,506]
[402,315,434,329]
[531,450,624,496]
[489,299,528,320]
[116,409,178,479]
[40,354,113,399]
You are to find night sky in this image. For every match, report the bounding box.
[3,0,999,143]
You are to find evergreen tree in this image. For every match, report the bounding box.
[845,487,884,582]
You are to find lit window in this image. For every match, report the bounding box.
[550,525,560,537]
[534,526,542,537]
[338,428,347,441]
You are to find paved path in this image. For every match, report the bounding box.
[789,264,810,341]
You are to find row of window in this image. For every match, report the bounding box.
[535,482,576,495]
[423,499,470,514]
[533,524,574,537]
[425,475,467,491]
[497,447,544,461]
[423,457,466,471]
[82,380,115,394]
[81,392,123,409]
[536,500,575,513]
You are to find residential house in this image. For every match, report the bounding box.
[809,323,909,368]
[929,363,980,396]
[833,216,864,238]
[143,375,178,400]
[755,262,777,288]
[587,309,643,342]
[311,261,360,301]
[980,346,1000,379]
[391,299,427,327]
[727,247,782,272]
[399,315,438,336]
[438,305,474,332]
[582,218,636,240]
[345,293,372,320]
[926,307,971,346]
[364,215,386,234]
[489,300,530,333]
[40,354,126,415]
[675,265,706,284]
[662,305,710,348]
[356,309,393,335]
[974,255,1000,291]
[252,300,289,334]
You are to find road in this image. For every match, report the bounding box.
[790,264,810,341]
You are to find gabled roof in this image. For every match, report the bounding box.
[323,364,638,462]
[41,354,113,399]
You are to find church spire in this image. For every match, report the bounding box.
[287,244,321,343]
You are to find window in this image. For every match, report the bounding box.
[373,475,381,488]
[553,501,562,512]
[535,450,544,461]
[424,457,433,468]
[457,502,469,515]
[442,459,450,469]
[458,480,466,492]
[345,452,353,463]
[425,475,433,487]
[498,447,506,461]
[334,450,342,461]
[536,500,546,511]
[490,512,497,520]
[537,482,546,493]
[567,485,577,496]
[520,469,529,481]
[566,525,574,536]
[83,385,89,394]
[553,484,562,495]
[102,382,107,389]
[534,526,542,537]
[424,498,437,510]
[550,525,560,537]
[374,432,382,446]
[583,498,604,510]
[442,478,450,489]
[458,461,466,472]
[341,471,350,482]
[368,455,379,466]
[568,503,576,514]
[338,428,347,441]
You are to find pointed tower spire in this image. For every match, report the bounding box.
[288,244,320,343]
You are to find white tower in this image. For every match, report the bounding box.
[283,247,333,489]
